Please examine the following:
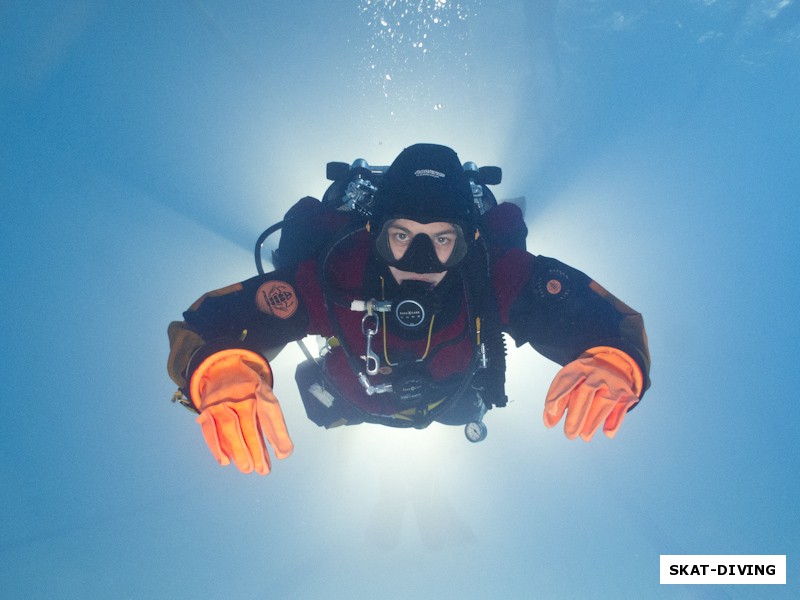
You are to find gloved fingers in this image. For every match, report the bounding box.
[578,391,618,441]
[256,387,294,460]
[603,395,639,438]
[228,399,272,475]
[197,410,231,467]
[542,391,570,429]
[543,370,586,429]
[208,403,257,474]
[561,384,597,440]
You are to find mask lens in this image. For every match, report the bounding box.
[376,221,468,271]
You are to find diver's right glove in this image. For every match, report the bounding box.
[189,348,294,474]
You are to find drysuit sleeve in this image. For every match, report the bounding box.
[166,264,319,400]
[496,251,651,394]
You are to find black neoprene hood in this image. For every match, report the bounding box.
[371,143,476,229]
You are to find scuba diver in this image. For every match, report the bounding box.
[167,143,651,475]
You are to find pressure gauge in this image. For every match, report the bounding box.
[464,421,488,443]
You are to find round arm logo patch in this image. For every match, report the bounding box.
[546,279,562,295]
[256,281,298,319]
[537,268,570,300]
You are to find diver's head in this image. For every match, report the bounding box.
[372,143,476,283]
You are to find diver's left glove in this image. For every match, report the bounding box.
[189,348,294,474]
[543,346,644,441]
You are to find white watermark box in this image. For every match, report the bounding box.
[660,555,786,584]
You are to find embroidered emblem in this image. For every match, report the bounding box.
[256,281,298,319]
[538,268,570,300]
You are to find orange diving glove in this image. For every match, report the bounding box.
[189,348,294,474]
[543,346,644,441]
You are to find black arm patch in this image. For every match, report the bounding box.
[183,269,310,355]
[508,256,625,366]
